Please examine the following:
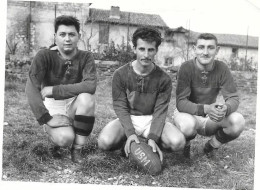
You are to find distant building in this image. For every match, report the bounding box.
[84,6,168,52]
[158,27,258,70]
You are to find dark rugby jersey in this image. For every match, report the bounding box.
[25,49,97,125]
[176,58,239,116]
[112,63,172,143]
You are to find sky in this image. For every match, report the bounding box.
[89,0,260,37]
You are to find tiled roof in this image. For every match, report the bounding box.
[86,8,168,28]
[168,27,258,49]
[189,31,258,49]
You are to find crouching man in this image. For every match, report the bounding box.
[174,33,245,158]
[98,27,186,162]
[25,15,97,163]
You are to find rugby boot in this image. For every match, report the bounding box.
[183,143,191,158]
[71,148,85,164]
[49,145,62,159]
[203,141,217,157]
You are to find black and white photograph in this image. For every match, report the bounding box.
[1,0,260,189]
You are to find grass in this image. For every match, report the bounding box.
[2,75,256,189]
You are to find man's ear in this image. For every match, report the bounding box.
[216,46,220,54]
[133,46,136,54]
[192,44,196,51]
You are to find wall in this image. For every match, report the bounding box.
[232,71,258,93]
[156,41,186,67]
[7,0,90,56]
[217,46,258,62]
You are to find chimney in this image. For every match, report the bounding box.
[110,6,120,19]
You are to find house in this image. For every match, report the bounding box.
[157,27,259,70]
[84,6,168,52]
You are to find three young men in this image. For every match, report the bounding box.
[174,33,245,157]
[26,15,96,163]
[26,15,244,164]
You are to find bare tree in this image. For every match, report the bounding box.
[79,7,100,51]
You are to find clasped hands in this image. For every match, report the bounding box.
[204,103,227,123]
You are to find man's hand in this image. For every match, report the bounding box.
[41,86,53,99]
[204,103,226,122]
[47,114,72,128]
[148,139,163,162]
[124,134,140,157]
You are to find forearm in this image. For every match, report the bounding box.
[25,77,52,125]
[176,87,205,116]
[52,80,97,100]
[113,101,135,137]
[149,105,168,143]
[149,80,172,142]
[225,96,239,116]
[221,67,239,116]
[177,99,205,116]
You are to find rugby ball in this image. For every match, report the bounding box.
[130,141,162,175]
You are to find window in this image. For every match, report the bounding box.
[99,24,109,44]
[232,48,238,57]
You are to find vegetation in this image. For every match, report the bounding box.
[2,72,256,189]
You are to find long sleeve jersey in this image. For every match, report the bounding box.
[25,49,97,125]
[176,58,239,116]
[112,63,172,143]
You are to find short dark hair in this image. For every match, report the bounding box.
[196,33,218,45]
[132,27,162,49]
[54,15,80,33]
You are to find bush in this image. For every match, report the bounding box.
[101,41,136,65]
[220,57,257,72]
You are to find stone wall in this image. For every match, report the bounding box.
[232,71,258,93]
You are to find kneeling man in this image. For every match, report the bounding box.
[98,27,186,162]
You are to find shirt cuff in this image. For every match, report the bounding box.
[125,128,135,138]
[37,112,53,125]
[225,104,232,116]
[198,104,205,116]
[148,133,160,143]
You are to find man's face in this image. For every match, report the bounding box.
[55,25,80,55]
[133,38,157,67]
[193,39,219,66]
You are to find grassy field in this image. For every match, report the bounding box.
[2,74,256,189]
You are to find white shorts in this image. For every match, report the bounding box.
[130,115,153,138]
[173,109,210,135]
[43,97,77,117]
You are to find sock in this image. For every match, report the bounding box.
[185,134,197,146]
[73,115,95,137]
[72,134,88,149]
[209,136,222,148]
[214,128,238,145]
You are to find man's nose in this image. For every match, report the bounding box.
[203,48,209,55]
[144,50,149,57]
[65,34,70,41]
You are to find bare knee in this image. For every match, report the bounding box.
[227,112,245,136]
[161,122,186,151]
[53,130,75,147]
[174,113,196,137]
[76,93,95,114]
[98,134,113,151]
